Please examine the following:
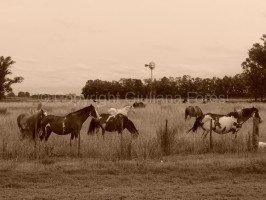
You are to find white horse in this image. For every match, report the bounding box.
[108,105,135,116]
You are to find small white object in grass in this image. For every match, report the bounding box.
[161,160,163,163]
[258,142,266,148]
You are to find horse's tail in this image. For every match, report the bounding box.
[187,116,203,133]
[88,118,98,135]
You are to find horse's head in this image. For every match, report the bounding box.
[89,104,100,119]
[252,107,262,123]
[36,109,47,120]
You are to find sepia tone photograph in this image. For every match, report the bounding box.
[0,0,266,199]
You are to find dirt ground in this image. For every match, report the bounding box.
[1,153,266,200]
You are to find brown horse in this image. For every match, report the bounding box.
[185,106,203,121]
[39,104,99,151]
[17,109,47,140]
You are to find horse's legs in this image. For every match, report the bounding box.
[202,130,209,139]
[201,130,206,138]
[40,126,46,141]
[44,126,52,141]
[232,129,238,140]
[70,133,75,146]
[102,128,105,140]
[77,130,81,156]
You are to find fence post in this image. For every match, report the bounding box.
[34,120,37,159]
[120,118,124,159]
[252,117,259,151]
[164,119,170,156]
[78,131,81,156]
[209,119,213,151]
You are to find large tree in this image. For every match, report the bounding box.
[242,34,266,101]
[0,56,23,99]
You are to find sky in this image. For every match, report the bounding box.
[1,0,266,95]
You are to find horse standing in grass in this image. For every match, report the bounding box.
[88,113,139,138]
[108,105,135,116]
[39,104,99,153]
[17,109,47,140]
[185,106,203,121]
[133,102,146,108]
[187,107,262,139]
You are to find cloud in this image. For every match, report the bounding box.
[204,45,243,56]
[15,56,38,64]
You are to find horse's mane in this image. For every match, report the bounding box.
[240,107,258,118]
[66,105,94,117]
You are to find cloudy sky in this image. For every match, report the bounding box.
[1,0,266,94]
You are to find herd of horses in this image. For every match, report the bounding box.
[17,101,262,151]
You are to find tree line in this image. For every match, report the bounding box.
[1,34,266,101]
[81,74,248,99]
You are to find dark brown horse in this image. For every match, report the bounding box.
[17,109,47,140]
[185,106,203,121]
[133,102,146,108]
[39,104,99,152]
[88,113,139,138]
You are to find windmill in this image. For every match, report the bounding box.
[145,61,156,100]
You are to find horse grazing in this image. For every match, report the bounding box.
[187,107,262,139]
[108,105,135,116]
[39,104,99,149]
[17,109,47,140]
[88,113,139,138]
[133,102,146,108]
[185,106,203,121]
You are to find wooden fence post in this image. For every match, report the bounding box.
[164,119,170,155]
[209,119,213,151]
[78,131,81,156]
[34,120,37,159]
[120,118,124,159]
[252,117,259,151]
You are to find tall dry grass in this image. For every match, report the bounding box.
[0,100,265,160]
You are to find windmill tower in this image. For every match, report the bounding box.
[145,61,156,100]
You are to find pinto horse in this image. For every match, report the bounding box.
[39,104,99,151]
[17,109,47,140]
[108,105,135,116]
[88,113,139,138]
[187,107,262,139]
[185,106,203,121]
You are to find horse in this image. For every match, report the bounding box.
[107,105,135,116]
[17,109,48,140]
[187,107,262,139]
[88,113,139,138]
[39,104,99,150]
[185,106,203,121]
[133,102,146,108]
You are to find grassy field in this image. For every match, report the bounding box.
[1,153,266,199]
[0,100,265,159]
[0,100,266,199]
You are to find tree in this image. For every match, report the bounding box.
[0,56,23,99]
[242,34,266,101]
[18,91,25,97]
